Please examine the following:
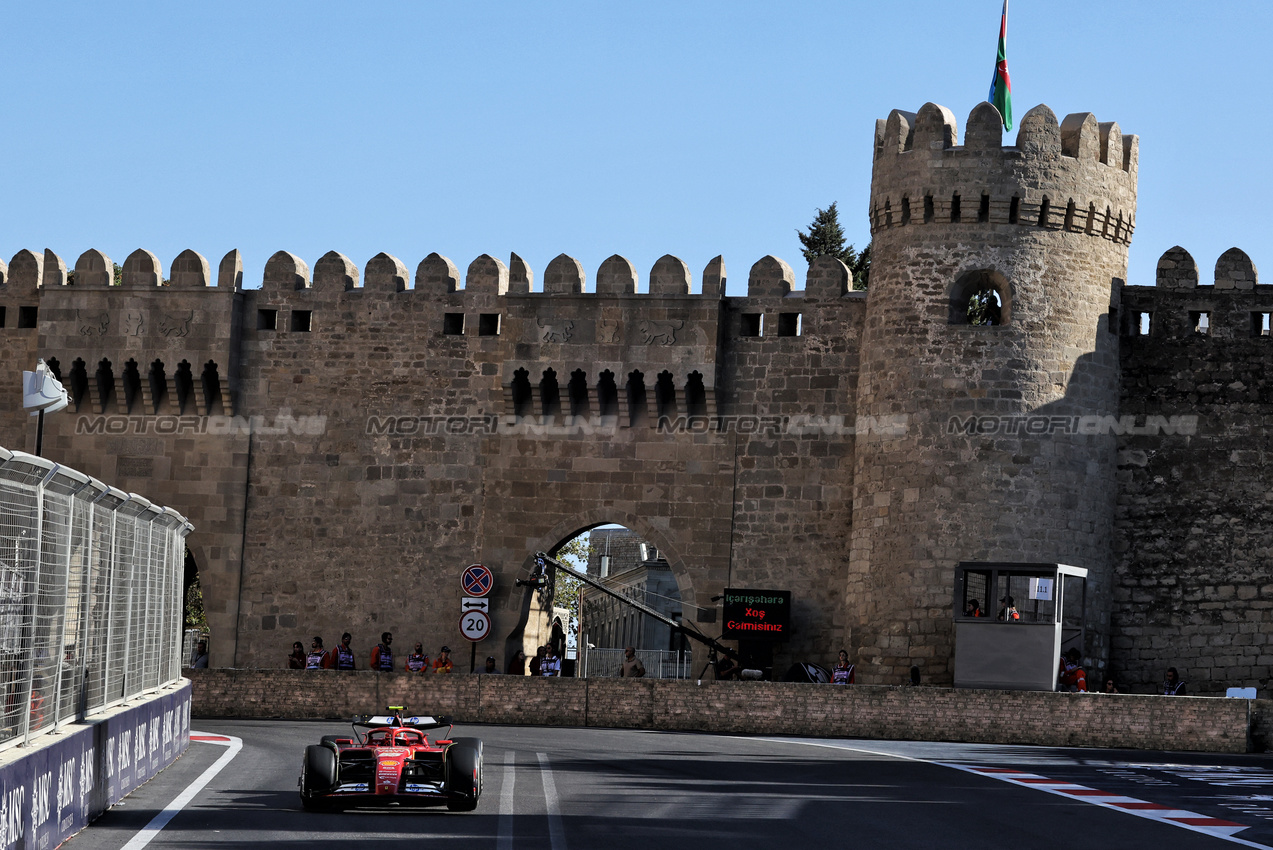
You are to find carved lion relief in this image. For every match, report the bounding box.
[537,318,575,343]
[158,310,194,338]
[77,310,110,336]
[638,319,683,346]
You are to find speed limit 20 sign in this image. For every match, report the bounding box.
[459,610,491,642]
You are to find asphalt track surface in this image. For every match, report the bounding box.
[61,720,1273,850]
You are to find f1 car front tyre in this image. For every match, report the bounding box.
[300,744,338,811]
[444,739,483,812]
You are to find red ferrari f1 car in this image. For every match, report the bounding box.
[299,709,483,812]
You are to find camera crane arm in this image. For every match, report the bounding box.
[532,551,739,663]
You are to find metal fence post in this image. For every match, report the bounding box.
[19,475,49,746]
[50,494,75,733]
[100,503,117,708]
[118,512,137,702]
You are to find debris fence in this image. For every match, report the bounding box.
[0,446,191,749]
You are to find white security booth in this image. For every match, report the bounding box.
[953,562,1088,691]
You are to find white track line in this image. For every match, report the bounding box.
[537,752,568,850]
[755,738,1268,849]
[941,763,1264,848]
[119,732,242,850]
[498,750,515,850]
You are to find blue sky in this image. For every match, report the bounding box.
[1,2,1268,292]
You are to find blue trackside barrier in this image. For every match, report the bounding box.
[0,680,190,850]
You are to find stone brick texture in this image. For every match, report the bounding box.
[187,670,1253,754]
[1116,250,1273,695]
[0,99,1267,699]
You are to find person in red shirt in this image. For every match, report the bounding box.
[406,643,430,673]
[831,649,856,684]
[305,637,331,670]
[369,632,394,672]
[432,646,454,675]
[333,633,356,670]
[1057,648,1087,692]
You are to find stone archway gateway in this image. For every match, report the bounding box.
[502,516,700,677]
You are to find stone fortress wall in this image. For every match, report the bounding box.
[0,98,1268,694]
[0,240,864,676]
[1116,246,1273,694]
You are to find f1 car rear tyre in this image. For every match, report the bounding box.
[301,744,338,811]
[444,740,483,812]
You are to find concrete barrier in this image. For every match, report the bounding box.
[188,670,1254,753]
[0,681,190,850]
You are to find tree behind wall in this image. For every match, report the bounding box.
[797,201,870,289]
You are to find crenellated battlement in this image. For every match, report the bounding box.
[869,102,1138,246]
[0,248,865,300]
[1121,246,1268,340]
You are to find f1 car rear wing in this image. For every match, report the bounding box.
[352,714,451,729]
[533,551,739,664]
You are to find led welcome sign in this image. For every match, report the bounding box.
[721,589,791,641]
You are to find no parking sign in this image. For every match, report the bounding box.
[461,564,494,597]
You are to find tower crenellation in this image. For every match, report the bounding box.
[871,102,1137,250]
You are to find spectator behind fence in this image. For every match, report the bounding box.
[288,641,306,669]
[1057,648,1087,692]
[529,646,546,676]
[541,646,561,677]
[370,632,394,672]
[715,654,742,681]
[507,649,527,676]
[190,640,209,669]
[831,649,854,684]
[619,646,646,678]
[476,656,501,674]
[1163,667,1187,696]
[306,637,330,670]
[433,646,454,675]
[333,633,356,670]
[406,643,430,673]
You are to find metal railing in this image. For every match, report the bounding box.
[0,446,192,749]
[578,647,694,679]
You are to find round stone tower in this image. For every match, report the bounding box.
[848,101,1138,684]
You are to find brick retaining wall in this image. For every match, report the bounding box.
[188,670,1253,753]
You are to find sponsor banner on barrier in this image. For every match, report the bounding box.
[0,682,190,850]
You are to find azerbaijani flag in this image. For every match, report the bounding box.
[987,0,1013,130]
